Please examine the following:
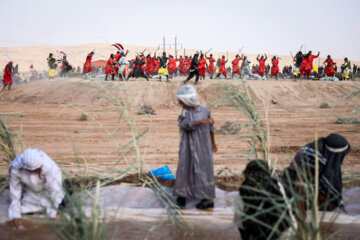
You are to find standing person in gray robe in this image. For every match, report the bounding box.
[173,85,217,209]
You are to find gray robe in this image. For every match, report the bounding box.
[173,106,216,200]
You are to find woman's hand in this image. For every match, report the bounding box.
[10,218,20,227]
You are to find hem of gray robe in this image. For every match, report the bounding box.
[173,182,216,200]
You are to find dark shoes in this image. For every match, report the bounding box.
[176,197,214,210]
[196,199,214,209]
[176,197,186,209]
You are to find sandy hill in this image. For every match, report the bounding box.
[1,43,359,72]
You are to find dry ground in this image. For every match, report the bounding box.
[0,77,359,177]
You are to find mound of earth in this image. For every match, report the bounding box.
[0,78,357,108]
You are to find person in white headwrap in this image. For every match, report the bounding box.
[8,148,64,227]
[173,85,217,209]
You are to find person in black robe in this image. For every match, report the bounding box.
[282,133,351,220]
[126,55,149,81]
[235,160,292,240]
[183,52,200,84]
[60,56,72,78]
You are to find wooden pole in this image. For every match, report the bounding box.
[175,36,177,59]
[163,37,165,53]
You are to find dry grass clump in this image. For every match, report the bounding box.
[335,117,360,124]
[0,118,19,164]
[79,113,88,121]
[319,102,330,108]
[216,121,243,135]
[220,80,269,162]
[137,105,156,115]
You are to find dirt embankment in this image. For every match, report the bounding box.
[0,78,359,176]
[0,78,357,108]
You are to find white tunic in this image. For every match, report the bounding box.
[8,149,64,220]
[119,56,127,73]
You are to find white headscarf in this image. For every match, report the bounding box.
[177,85,200,107]
[177,85,200,117]
[9,148,52,172]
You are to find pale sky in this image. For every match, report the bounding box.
[0,0,359,60]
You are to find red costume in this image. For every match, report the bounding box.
[3,62,13,85]
[231,58,242,75]
[305,54,318,76]
[154,59,160,73]
[300,58,308,76]
[146,57,155,75]
[168,57,177,74]
[105,58,115,75]
[185,58,192,73]
[217,59,227,77]
[206,57,215,75]
[177,57,185,75]
[198,57,207,77]
[271,59,279,76]
[83,53,93,74]
[325,58,335,77]
[114,53,121,75]
[257,58,267,77]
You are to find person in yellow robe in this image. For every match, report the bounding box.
[47,53,58,79]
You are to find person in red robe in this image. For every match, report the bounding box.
[300,56,308,76]
[105,54,116,81]
[271,56,280,79]
[177,55,185,76]
[168,55,177,78]
[198,53,207,80]
[304,51,320,78]
[154,58,160,73]
[206,54,215,79]
[83,51,94,77]
[256,54,267,77]
[145,54,155,77]
[2,61,13,91]
[114,51,122,77]
[185,56,192,74]
[217,56,228,78]
[231,55,243,78]
[180,56,188,75]
[325,55,335,77]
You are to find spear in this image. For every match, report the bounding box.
[204,48,212,55]
[298,44,303,53]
